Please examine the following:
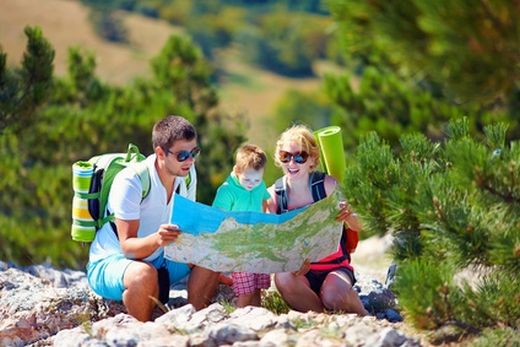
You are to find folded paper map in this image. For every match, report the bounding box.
[164,191,343,273]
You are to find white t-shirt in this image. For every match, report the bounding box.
[88,154,197,263]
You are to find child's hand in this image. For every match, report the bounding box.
[292,258,310,276]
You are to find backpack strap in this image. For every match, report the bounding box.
[274,177,288,214]
[275,172,326,214]
[309,171,326,202]
[106,162,151,236]
[175,170,193,195]
[131,161,151,201]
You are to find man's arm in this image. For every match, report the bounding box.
[116,219,180,260]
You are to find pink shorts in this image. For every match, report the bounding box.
[232,272,270,296]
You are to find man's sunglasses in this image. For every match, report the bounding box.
[278,150,309,164]
[167,147,200,162]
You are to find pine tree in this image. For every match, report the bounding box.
[326,0,520,148]
[0,27,54,133]
[151,35,245,203]
[345,118,520,336]
[327,0,520,107]
[0,29,245,267]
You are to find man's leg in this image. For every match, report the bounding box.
[123,261,159,321]
[187,266,219,310]
[87,255,159,322]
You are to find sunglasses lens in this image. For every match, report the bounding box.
[176,148,200,162]
[176,150,190,162]
[296,152,308,164]
[279,151,291,163]
[294,155,304,164]
[279,151,308,164]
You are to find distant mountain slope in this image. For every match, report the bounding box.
[0,0,326,147]
[0,0,183,85]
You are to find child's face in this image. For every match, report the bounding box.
[237,168,264,191]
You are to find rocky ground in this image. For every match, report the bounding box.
[0,236,429,346]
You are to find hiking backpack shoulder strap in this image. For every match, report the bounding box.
[310,171,326,202]
[175,170,192,195]
[129,161,151,201]
[107,161,151,236]
[274,177,288,214]
[275,172,326,213]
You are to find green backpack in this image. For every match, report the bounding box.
[71,143,151,242]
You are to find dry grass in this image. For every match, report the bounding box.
[0,0,183,85]
[216,48,324,147]
[0,0,329,146]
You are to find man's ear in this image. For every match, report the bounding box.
[156,146,167,159]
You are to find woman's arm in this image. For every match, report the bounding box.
[324,174,363,231]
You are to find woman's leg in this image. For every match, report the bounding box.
[320,270,368,315]
[274,272,324,312]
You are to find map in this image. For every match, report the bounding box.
[164,191,344,273]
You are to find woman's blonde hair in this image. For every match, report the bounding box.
[274,124,320,169]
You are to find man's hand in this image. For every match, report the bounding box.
[156,224,181,247]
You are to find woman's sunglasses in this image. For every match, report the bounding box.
[167,147,200,162]
[278,150,309,164]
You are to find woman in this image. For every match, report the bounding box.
[266,125,368,315]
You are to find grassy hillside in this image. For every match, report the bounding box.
[0,0,182,85]
[0,0,327,151]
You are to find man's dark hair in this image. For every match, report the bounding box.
[152,115,197,151]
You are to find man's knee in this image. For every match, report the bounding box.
[125,262,158,291]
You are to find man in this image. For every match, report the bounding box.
[87,115,220,321]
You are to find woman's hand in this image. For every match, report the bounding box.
[292,258,310,277]
[337,201,363,232]
[337,201,354,222]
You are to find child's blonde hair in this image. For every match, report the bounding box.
[234,144,267,173]
[275,124,320,169]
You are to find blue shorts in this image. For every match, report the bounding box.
[86,253,190,301]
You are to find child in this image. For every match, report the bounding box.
[212,143,271,307]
